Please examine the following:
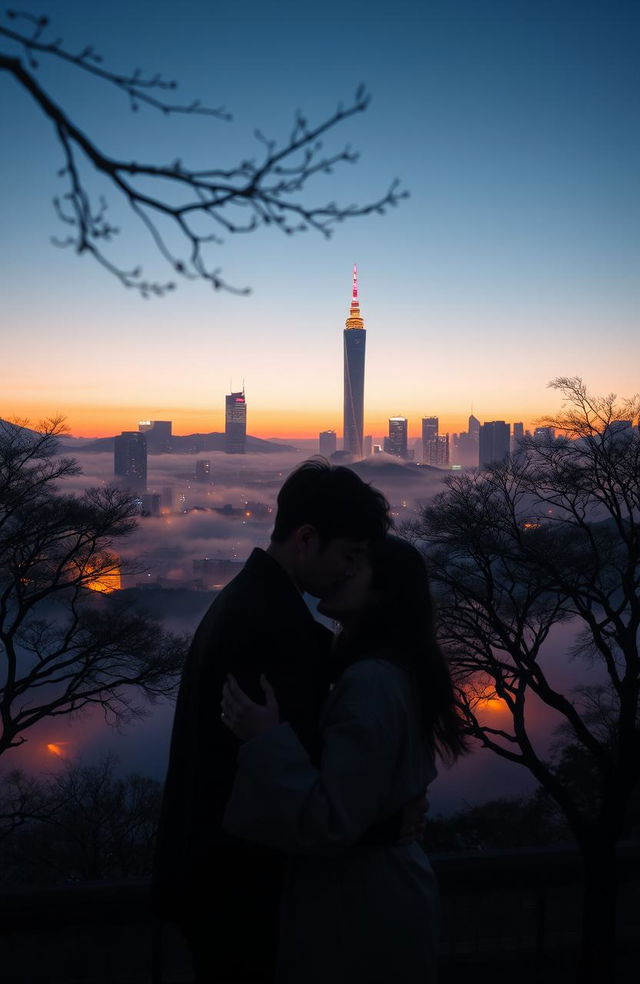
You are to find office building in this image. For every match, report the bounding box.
[533,426,556,441]
[225,390,246,454]
[421,416,439,464]
[385,417,408,457]
[461,413,481,466]
[319,430,337,458]
[138,420,172,452]
[511,422,525,454]
[429,434,450,466]
[450,413,480,468]
[479,421,510,468]
[114,431,147,493]
[343,265,366,459]
[363,435,373,457]
[452,432,477,468]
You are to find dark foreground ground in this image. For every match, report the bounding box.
[0,848,638,983]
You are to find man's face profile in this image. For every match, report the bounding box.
[295,528,368,599]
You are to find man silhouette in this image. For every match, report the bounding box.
[152,459,423,983]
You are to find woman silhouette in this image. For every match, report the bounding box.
[221,534,467,983]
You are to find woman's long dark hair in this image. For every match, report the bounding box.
[334,534,468,764]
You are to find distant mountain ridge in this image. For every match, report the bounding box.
[59,432,299,454]
[0,420,298,454]
[0,419,43,440]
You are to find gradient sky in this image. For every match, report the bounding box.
[2,0,638,439]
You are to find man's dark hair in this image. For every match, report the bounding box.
[271,457,391,544]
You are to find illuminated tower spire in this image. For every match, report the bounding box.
[343,264,366,459]
[345,264,365,330]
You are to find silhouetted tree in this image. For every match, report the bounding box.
[0,756,162,884]
[423,794,566,854]
[0,767,50,842]
[405,378,640,982]
[0,417,187,760]
[0,9,407,297]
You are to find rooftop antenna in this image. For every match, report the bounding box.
[350,263,362,315]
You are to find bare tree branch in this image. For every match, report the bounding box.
[0,11,408,297]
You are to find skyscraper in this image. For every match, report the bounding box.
[430,435,450,466]
[454,431,478,467]
[343,265,366,459]
[512,421,524,453]
[386,417,408,457]
[533,426,556,441]
[452,412,480,467]
[319,429,337,457]
[421,417,438,463]
[479,421,510,468]
[225,390,246,454]
[114,431,147,493]
[138,420,172,452]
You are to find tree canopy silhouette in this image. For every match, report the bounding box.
[0,8,407,297]
[406,377,640,982]
[0,417,187,759]
[0,755,162,884]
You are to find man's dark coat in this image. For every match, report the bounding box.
[152,548,331,957]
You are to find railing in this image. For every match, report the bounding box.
[0,847,638,983]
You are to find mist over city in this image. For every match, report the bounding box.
[3,417,613,818]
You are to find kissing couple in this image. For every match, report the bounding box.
[153,458,466,984]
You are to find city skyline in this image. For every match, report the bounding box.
[9,260,563,444]
[2,1,637,441]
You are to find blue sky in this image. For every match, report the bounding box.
[2,0,638,438]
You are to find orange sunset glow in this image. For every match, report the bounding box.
[85,565,122,594]
[11,401,544,443]
[464,683,510,717]
[476,696,509,713]
[46,742,69,758]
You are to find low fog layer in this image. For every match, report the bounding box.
[57,450,449,586]
[12,444,602,814]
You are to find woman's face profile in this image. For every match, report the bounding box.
[317,556,374,622]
